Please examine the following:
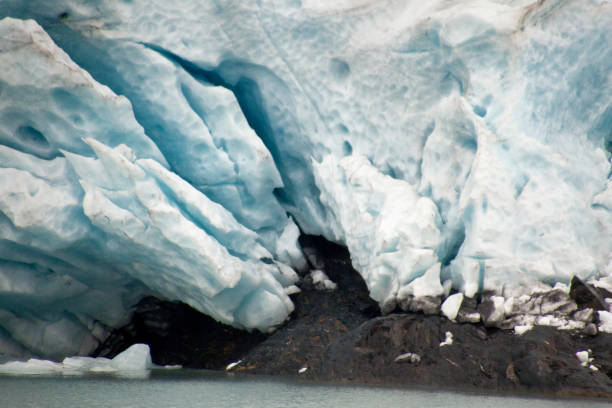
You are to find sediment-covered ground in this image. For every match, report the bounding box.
[94,236,612,399]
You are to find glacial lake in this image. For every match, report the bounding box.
[0,369,608,408]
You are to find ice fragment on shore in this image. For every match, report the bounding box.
[310,270,337,291]
[575,350,591,366]
[394,352,421,363]
[597,311,612,333]
[441,293,464,322]
[225,360,242,371]
[439,331,453,347]
[514,325,533,335]
[575,349,598,371]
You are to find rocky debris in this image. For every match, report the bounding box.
[92,296,266,369]
[502,289,577,318]
[570,276,610,311]
[573,308,595,323]
[584,323,598,336]
[457,296,481,323]
[470,284,605,334]
[233,237,612,397]
[478,296,506,327]
[232,235,380,376]
[400,296,441,315]
[93,236,612,398]
[315,314,612,397]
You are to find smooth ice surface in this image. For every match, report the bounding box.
[0,0,610,359]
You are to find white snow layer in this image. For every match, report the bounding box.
[0,0,610,359]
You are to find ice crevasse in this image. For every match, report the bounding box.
[0,0,610,359]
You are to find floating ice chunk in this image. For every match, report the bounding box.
[111,344,152,372]
[0,358,62,376]
[62,356,110,375]
[439,331,453,347]
[0,344,152,376]
[441,293,464,322]
[597,311,612,333]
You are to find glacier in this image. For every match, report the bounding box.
[0,0,610,359]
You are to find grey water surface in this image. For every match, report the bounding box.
[0,369,608,408]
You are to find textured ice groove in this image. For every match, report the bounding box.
[0,0,610,359]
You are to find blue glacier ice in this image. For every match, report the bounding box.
[0,0,610,359]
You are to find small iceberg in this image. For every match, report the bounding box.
[0,344,152,378]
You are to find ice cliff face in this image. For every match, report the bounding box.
[0,0,610,358]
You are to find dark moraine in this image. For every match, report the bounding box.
[94,235,612,399]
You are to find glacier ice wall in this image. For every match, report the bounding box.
[0,0,610,358]
[0,17,299,359]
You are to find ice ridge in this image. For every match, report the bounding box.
[0,0,610,359]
